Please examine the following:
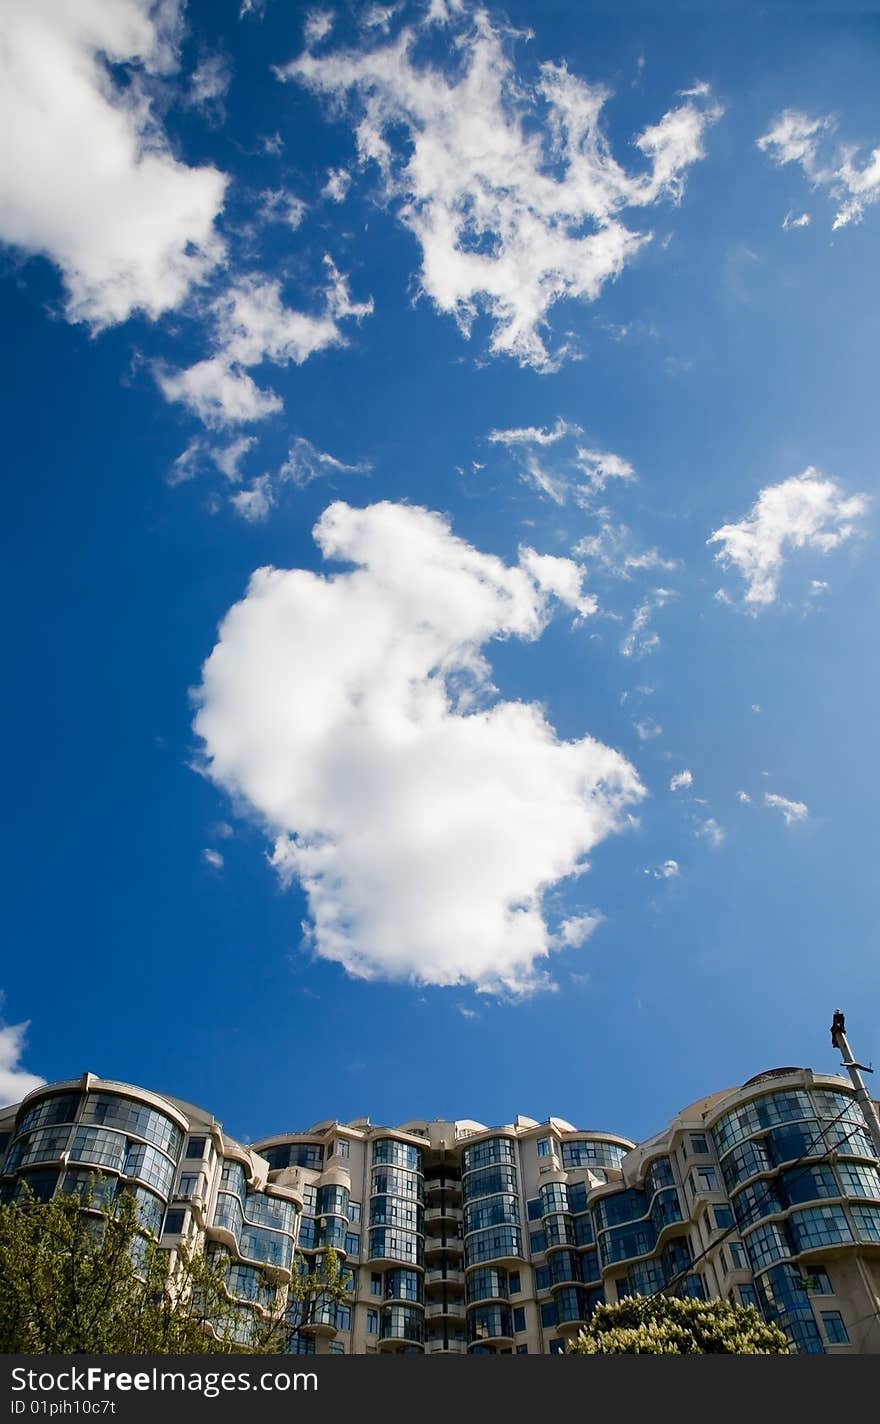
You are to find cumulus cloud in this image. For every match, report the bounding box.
[669,769,693,792]
[737,789,751,803]
[708,468,868,608]
[230,437,372,521]
[764,792,809,826]
[194,500,644,994]
[157,262,373,426]
[0,1010,44,1107]
[758,110,880,230]
[280,9,720,369]
[488,420,635,505]
[0,0,227,329]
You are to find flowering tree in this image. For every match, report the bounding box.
[569,1294,791,1355]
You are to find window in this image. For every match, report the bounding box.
[739,1284,759,1309]
[513,1307,526,1332]
[712,1206,734,1231]
[803,1268,832,1294]
[694,1167,719,1194]
[690,1134,709,1155]
[370,1273,382,1296]
[185,1137,206,1159]
[529,1231,546,1254]
[728,1241,747,1271]
[516,1344,528,1354]
[335,1140,350,1159]
[549,1339,566,1354]
[163,1210,186,1235]
[345,1233,360,1255]
[535,1266,550,1292]
[176,1174,201,1198]
[349,1201,362,1224]
[540,1301,557,1327]
[821,1312,849,1345]
[328,1342,345,1355]
[508,1271,521,1294]
[335,1305,351,1331]
[536,1139,551,1158]
[366,1309,378,1334]
[526,1198,542,1221]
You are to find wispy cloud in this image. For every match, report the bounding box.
[669,769,693,792]
[764,792,809,826]
[758,110,880,230]
[645,859,680,879]
[281,9,721,369]
[157,262,373,427]
[230,437,372,521]
[488,420,635,506]
[708,468,868,609]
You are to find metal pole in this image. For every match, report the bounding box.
[829,1009,880,1159]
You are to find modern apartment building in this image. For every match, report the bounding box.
[2,1062,879,1354]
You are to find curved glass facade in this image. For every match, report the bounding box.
[468,1303,513,1344]
[213,1158,298,1271]
[379,1304,424,1344]
[463,1138,522,1268]
[466,1266,509,1304]
[561,1139,628,1171]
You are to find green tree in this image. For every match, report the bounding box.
[568,1294,791,1355]
[0,1183,346,1354]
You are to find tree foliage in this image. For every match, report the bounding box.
[0,1183,346,1355]
[568,1293,791,1355]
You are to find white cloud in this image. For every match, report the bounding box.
[323,167,352,202]
[457,1003,479,1019]
[557,913,604,948]
[782,210,811,231]
[696,817,724,848]
[194,500,644,994]
[764,792,809,826]
[488,418,577,448]
[280,11,720,370]
[260,188,308,230]
[751,704,762,714]
[645,859,680,879]
[0,0,227,329]
[488,420,636,506]
[633,718,662,741]
[575,519,678,579]
[758,110,880,230]
[187,53,232,122]
[304,10,334,46]
[158,262,373,426]
[621,587,675,657]
[230,436,372,521]
[202,848,225,869]
[708,468,868,609]
[669,769,693,792]
[737,789,751,803]
[170,435,258,487]
[0,1011,44,1108]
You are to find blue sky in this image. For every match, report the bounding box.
[1,0,878,1147]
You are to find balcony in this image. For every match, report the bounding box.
[424,1266,465,1294]
[424,1235,464,1260]
[426,1339,467,1354]
[425,1298,466,1322]
[424,1177,462,1202]
[425,1204,463,1228]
